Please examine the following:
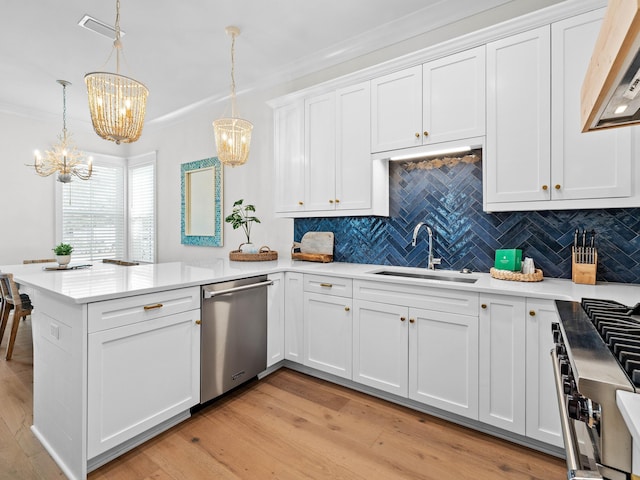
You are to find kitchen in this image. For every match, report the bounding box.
[2,0,640,479]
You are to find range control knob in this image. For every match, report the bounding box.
[560,360,570,376]
[555,344,566,356]
[553,330,562,344]
[567,397,582,420]
[562,376,575,395]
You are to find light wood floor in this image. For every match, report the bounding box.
[0,315,566,479]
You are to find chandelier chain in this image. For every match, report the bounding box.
[114,0,122,73]
[230,31,237,118]
[61,82,67,139]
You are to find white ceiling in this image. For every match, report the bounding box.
[1,0,524,129]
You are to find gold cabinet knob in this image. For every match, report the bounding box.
[542,185,548,191]
[400,316,406,322]
[409,318,415,324]
[555,184,561,190]
[195,319,202,325]
[298,201,304,205]
[415,132,420,138]
[335,199,340,203]
[529,310,536,316]
[423,131,429,137]
[329,199,334,204]
[481,304,487,309]
[345,306,350,312]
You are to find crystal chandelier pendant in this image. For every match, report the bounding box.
[85,0,148,144]
[29,80,93,183]
[213,26,253,167]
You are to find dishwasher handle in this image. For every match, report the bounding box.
[203,279,273,299]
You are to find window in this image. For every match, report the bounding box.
[56,151,156,263]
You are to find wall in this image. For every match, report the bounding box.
[295,154,640,284]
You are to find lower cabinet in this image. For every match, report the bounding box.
[525,298,563,447]
[284,272,304,362]
[87,305,200,458]
[303,291,352,379]
[409,308,479,419]
[479,294,526,434]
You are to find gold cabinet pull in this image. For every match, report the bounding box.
[423,131,429,136]
[481,304,487,309]
[542,185,549,191]
[529,310,536,316]
[409,318,416,323]
[555,184,561,190]
[319,283,333,288]
[400,316,406,322]
[345,306,350,312]
[143,303,163,310]
[195,319,202,325]
[415,132,420,138]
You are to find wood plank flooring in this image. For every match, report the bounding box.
[0,314,566,479]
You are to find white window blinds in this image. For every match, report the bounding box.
[128,153,156,263]
[57,152,156,263]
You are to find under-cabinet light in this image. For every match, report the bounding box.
[389,145,472,161]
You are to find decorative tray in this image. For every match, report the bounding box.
[43,264,92,271]
[490,267,543,282]
[229,246,278,262]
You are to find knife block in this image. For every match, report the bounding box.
[571,248,597,285]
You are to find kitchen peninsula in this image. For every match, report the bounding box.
[9,259,640,480]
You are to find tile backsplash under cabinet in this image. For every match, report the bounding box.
[295,156,640,284]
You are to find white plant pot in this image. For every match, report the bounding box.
[56,255,71,266]
[240,243,257,254]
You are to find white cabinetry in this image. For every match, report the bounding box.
[478,294,526,434]
[274,82,388,218]
[267,273,285,367]
[525,298,563,447]
[353,280,479,419]
[371,46,485,154]
[485,9,637,212]
[303,275,353,379]
[284,272,304,363]
[87,287,200,459]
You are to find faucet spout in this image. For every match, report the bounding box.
[411,222,440,269]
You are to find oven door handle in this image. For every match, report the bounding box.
[550,347,604,480]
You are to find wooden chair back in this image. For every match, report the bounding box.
[0,273,33,360]
[23,259,56,264]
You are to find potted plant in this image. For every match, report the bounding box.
[225,199,261,253]
[52,243,73,266]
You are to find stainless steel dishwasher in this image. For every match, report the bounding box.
[200,275,271,403]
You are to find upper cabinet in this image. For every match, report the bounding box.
[273,81,388,218]
[371,46,486,154]
[485,9,638,212]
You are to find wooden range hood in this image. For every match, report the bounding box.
[581,0,640,131]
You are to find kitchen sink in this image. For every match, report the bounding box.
[370,268,478,284]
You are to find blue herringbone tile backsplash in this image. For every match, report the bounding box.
[295,156,640,283]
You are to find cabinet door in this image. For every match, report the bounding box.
[423,46,485,145]
[303,292,352,379]
[371,65,422,153]
[409,307,479,419]
[274,101,305,213]
[479,294,526,434]
[551,9,631,201]
[267,273,284,367]
[353,300,408,396]
[284,272,304,363]
[526,298,563,447]
[305,93,336,211]
[485,26,551,204]
[87,309,200,458]
[335,82,372,211]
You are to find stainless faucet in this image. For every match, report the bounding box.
[412,222,441,270]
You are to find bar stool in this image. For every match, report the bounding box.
[0,273,33,360]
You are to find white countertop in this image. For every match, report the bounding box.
[3,259,640,304]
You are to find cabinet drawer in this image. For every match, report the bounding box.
[304,274,352,297]
[88,286,201,333]
[353,280,478,315]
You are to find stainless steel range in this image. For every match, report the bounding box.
[553,299,639,480]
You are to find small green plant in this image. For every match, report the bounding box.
[225,199,260,244]
[52,243,73,256]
